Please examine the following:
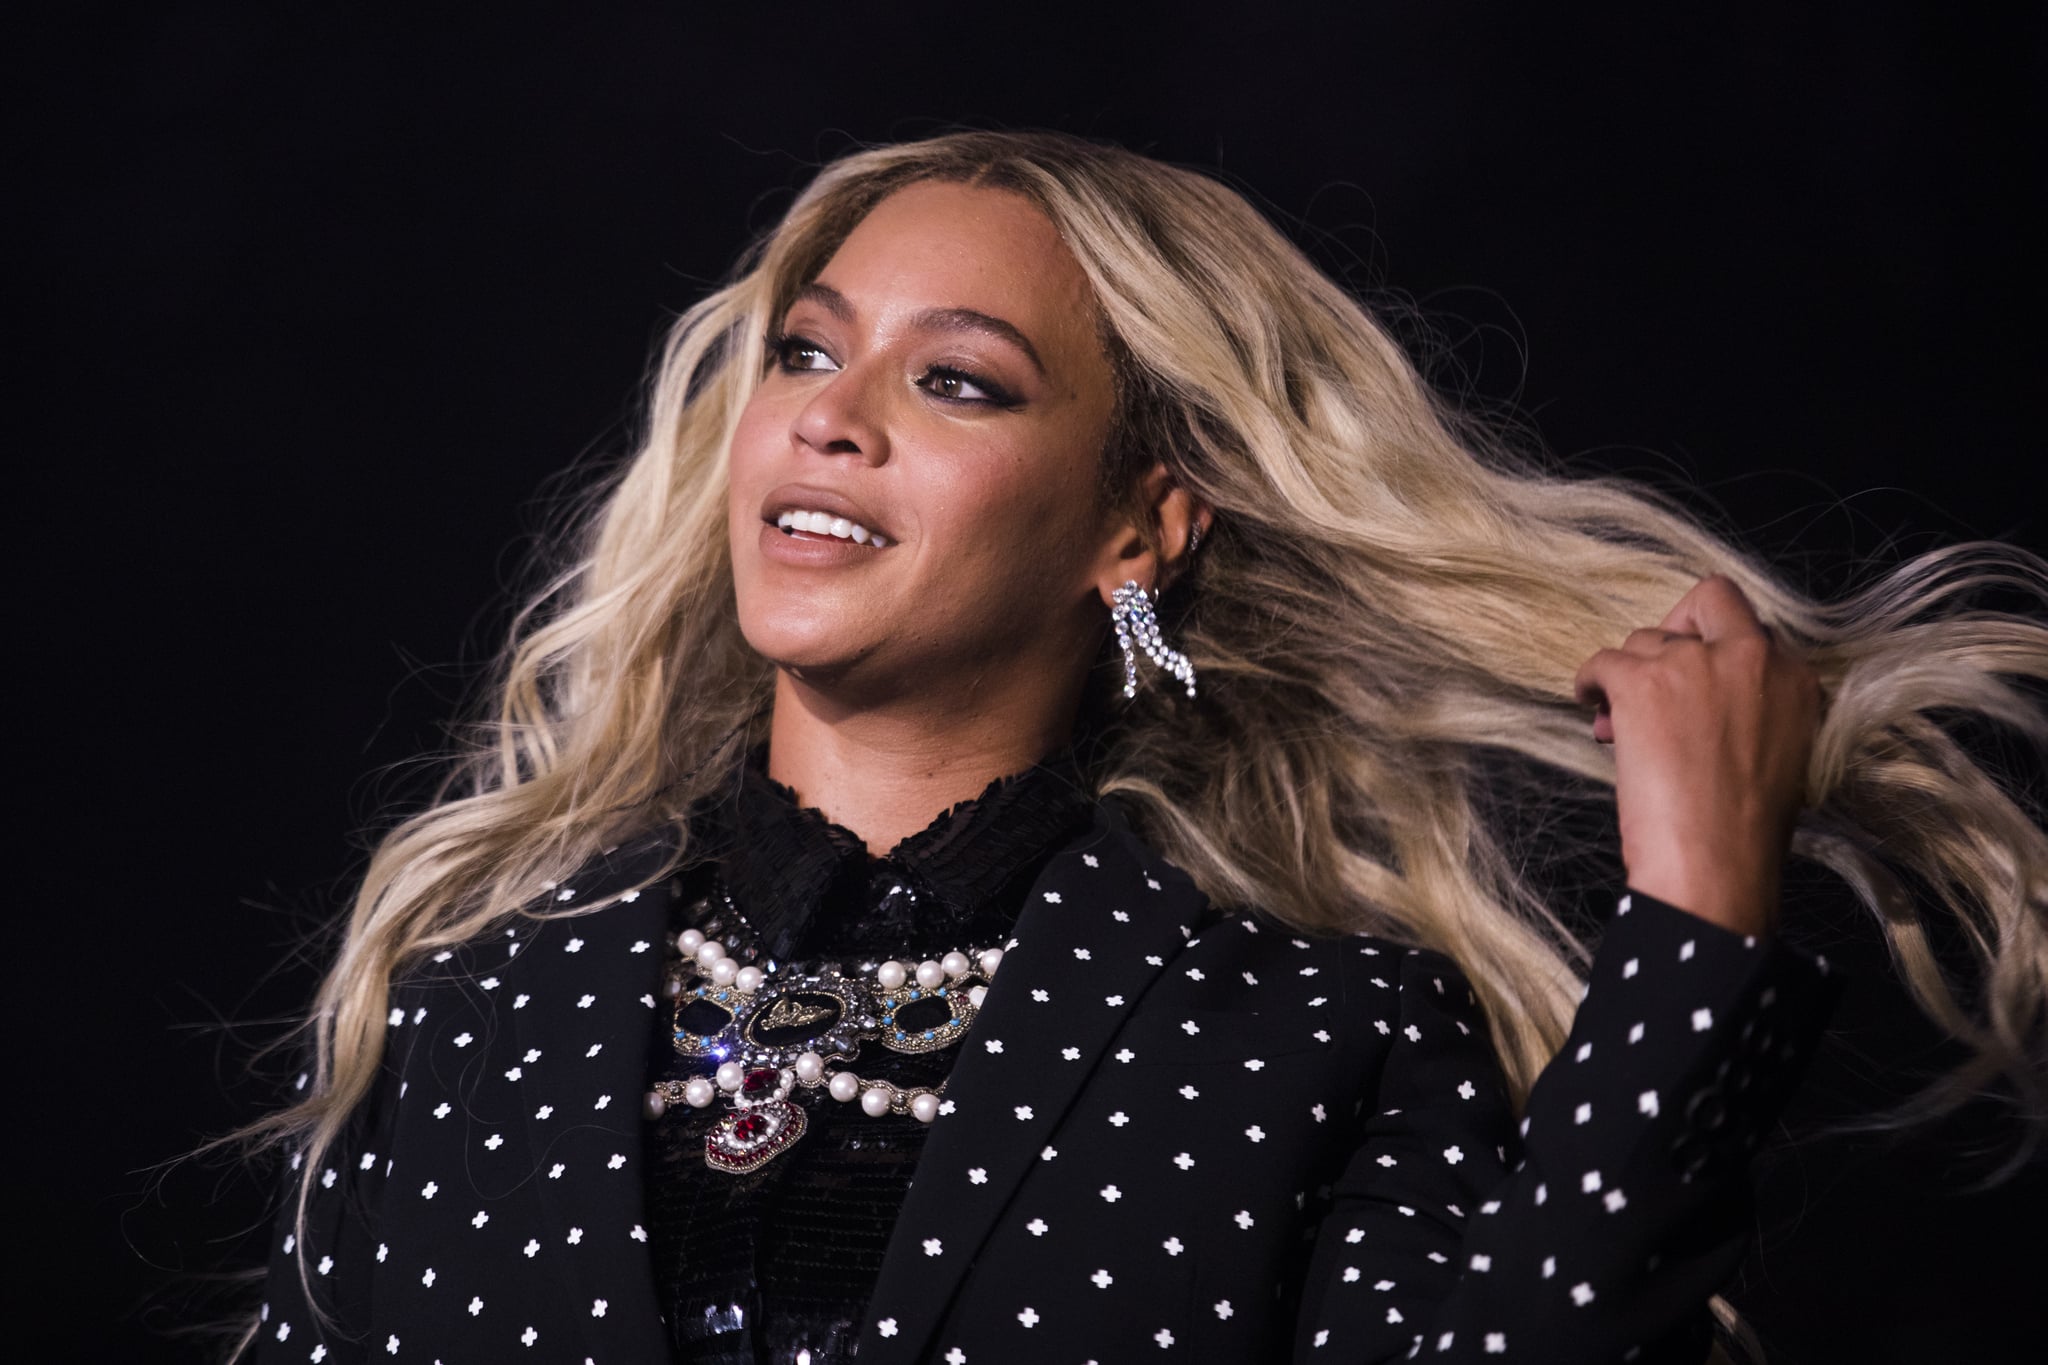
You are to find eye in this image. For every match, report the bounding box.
[918,365,1015,407]
[768,332,837,373]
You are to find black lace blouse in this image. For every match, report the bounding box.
[643,750,1098,1364]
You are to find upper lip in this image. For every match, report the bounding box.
[760,484,893,541]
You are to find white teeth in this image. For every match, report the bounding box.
[775,508,886,547]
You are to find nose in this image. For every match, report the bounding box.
[789,365,889,466]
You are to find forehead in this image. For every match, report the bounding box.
[810,181,1105,371]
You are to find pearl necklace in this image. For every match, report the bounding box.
[643,901,1005,1174]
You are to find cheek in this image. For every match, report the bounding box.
[727,395,780,495]
[726,393,801,556]
[930,449,1105,586]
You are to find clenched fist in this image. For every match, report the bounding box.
[1572,574,1823,939]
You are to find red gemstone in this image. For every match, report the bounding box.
[741,1068,779,1095]
[733,1113,767,1141]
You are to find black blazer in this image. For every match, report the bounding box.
[257,800,1837,1364]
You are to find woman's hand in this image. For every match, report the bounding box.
[1571,574,1822,939]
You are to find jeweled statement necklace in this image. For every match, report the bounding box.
[642,893,1004,1174]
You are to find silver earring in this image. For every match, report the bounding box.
[1111,580,1197,699]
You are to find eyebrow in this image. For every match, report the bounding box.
[791,282,1047,378]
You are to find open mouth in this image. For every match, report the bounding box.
[773,508,890,548]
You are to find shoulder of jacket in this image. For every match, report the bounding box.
[391,822,685,989]
[581,820,688,889]
[1090,798,1447,968]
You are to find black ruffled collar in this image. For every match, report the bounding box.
[689,746,1098,961]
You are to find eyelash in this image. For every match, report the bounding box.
[764,332,1019,408]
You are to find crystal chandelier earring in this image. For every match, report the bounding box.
[1111,580,1197,699]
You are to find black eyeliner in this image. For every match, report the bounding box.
[921,364,1022,409]
[765,330,1021,409]
[764,331,830,374]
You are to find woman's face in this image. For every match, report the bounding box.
[727,180,1128,704]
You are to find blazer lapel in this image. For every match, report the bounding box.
[860,800,1209,1360]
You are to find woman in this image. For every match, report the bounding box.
[243,131,2048,1363]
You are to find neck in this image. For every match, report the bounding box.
[764,669,1082,855]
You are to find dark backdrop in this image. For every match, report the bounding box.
[16,5,2045,1362]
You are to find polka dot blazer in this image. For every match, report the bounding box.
[257,799,1839,1363]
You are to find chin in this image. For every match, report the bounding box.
[735,607,874,679]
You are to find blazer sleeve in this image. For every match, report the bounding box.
[253,987,417,1364]
[1294,890,1842,1364]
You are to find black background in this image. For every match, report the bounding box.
[16,5,2047,1362]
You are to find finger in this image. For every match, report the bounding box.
[1658,573,1768,643]
[1571,647,1638,709]
[1575,649,1637,744]
[1620,626,1686,656]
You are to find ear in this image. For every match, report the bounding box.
[1090,460,1214,610]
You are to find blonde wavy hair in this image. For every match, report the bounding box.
[241,130,2048,1355]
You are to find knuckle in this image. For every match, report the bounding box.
[1704,572,1743,600]
[1661,636,1705,666]
[1728,630,1770,660]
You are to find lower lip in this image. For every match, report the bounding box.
[757,521,892,566]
